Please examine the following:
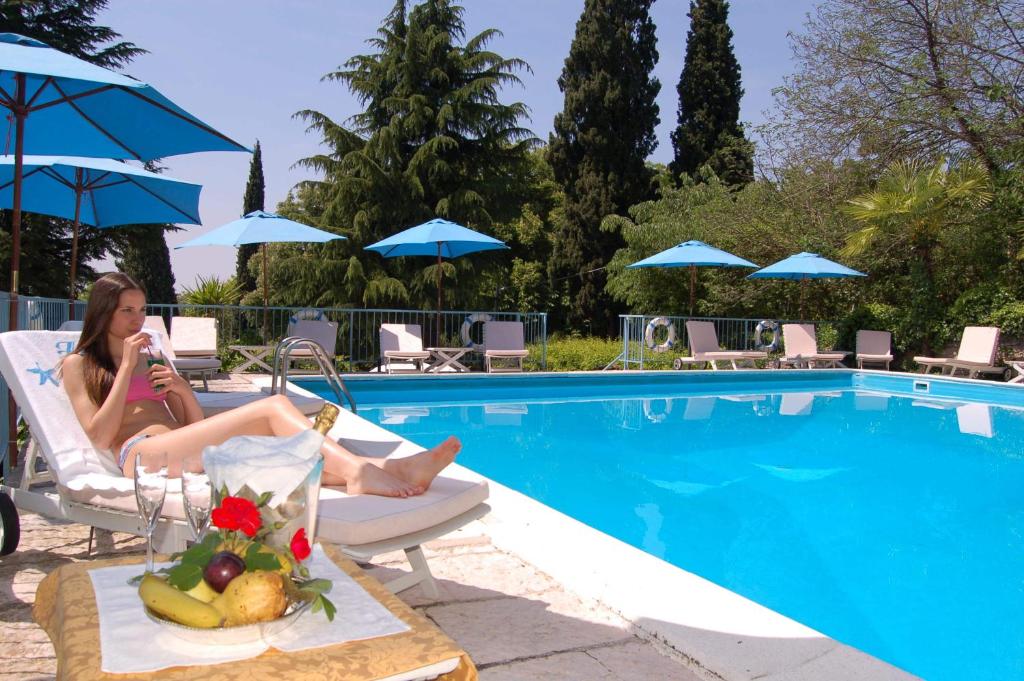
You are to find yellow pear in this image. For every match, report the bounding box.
[217,571,287,626]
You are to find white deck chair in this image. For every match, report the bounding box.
[57,320,82,331]
[683,396,717,420]
[170,316,218,357]
[956,403,994,438]
[483,321,529,373]
[284,318,340,374]
[914,326,1005,379]
[780,324,849,368]
[145,315,221,390]
[0,330,489,596]
[675,321,767,370]
[779,392,815,416]
[379,323,430,374]
[855,330,893,370]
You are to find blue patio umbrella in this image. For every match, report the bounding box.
[176,211,345,331]
[0,33,247,326]
[0,156,202,311]
[365,218,508,337]
[627,240,758,315]
[747,252,866,317]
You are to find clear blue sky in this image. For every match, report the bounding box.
[94,0,819,290]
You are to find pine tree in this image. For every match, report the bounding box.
[0,0,144,297]
[547,0,660,334]
[292,0,536,310]
[670,0,752,186]
[235,140,265,292]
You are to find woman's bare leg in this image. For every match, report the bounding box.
[127,395,459,497]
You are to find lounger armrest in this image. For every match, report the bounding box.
[484,349,529,358]
[857,353,893,360]
[914,356,950,364]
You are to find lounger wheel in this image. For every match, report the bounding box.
[673,357,683,370]
[0,491,19,556]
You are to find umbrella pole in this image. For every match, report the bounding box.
[7,73,26,465]
[261,243,269,342]
[436,244,442,346]
[67,171,83,320]
[689,264,696,317]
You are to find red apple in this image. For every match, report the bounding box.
[203,551,245,593]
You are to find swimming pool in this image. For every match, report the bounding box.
[297,371,1024,681]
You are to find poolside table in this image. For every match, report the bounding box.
[228,344,274,373]
[32,545,477,681]
[426,347,473,373]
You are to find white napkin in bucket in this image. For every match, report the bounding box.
[202,430,324,503]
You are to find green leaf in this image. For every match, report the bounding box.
[297,578,332,595]
[243,544,282,572]
[179,543,214,568]
[167,563,203,591]
[255,491,275,507]
[319,595,337,622]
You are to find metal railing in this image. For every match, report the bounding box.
[608,314,827,370]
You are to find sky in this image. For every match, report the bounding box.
[93,0,820,291]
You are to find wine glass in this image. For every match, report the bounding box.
[134,450,167,573]
[181,454,211,541]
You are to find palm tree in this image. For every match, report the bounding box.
[842,158,993,277]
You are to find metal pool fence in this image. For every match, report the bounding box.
[608,314,824,370]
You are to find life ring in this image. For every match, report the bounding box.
[460,313,492,350]
[643,398,673,423]
[289,308,324,324]
[754,320,780,352]
[644,317,676,353]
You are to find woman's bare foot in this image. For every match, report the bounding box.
[326,462,423,498]
[381,436,462,490]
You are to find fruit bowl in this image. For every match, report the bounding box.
[144,598,312,646]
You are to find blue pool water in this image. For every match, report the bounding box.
[298,372,1024,681]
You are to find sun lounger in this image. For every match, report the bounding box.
[780,324,849,368]
[675,321,767,370]
[855,330,893,370]
[0,330,489,596]
[914,326,1006,379]
[284,318,340,374]
[144,315,221,390]
[483,321,529,373]
[379,323,430,374]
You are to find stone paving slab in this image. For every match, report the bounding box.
[481,641,705,680]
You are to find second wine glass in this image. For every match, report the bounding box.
[181,454,211,541]
[133,450,167,573]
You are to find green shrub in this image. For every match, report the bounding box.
[986,302,1024,339]
[524,336,683,371]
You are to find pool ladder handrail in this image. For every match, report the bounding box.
[270,336,357,414]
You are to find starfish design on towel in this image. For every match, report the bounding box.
[27,362,58,386]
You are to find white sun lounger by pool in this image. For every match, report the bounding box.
[675,321,767,370]
[780,324,849,368]
[0,330,489,596]
[855,330,893,370]
[483,321,529,373]
[379,323,431,374]
[914,326,1006,379]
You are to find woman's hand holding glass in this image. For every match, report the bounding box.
[147,359,188,397]
[180,454,211,541]
[133,450,167,573]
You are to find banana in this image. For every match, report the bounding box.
[138,574,224,628]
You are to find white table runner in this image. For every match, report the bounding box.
[88,545,410,674]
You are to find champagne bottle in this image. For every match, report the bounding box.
[312,403,340,436]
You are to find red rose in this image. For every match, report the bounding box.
[211,496,262,538]
[290,528,312,562]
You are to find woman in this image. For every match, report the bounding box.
[61,273,459,497]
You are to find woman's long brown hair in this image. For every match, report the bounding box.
[67,273,146,406]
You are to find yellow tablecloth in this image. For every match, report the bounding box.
[33,545,477,681]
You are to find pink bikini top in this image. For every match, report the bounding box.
[125,374,166,403]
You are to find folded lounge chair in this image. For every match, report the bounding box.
[379,323,430,374]
[0,330,489,596]
[675,321,767,370]
[780,324,849,368]
[855,330,893,370]
[483,321,529,373]
[914,326,1006,379]
[145,315,221,390]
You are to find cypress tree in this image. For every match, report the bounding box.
[670,0,753,186]
[547,0,660,334]
[235,140,265,292]
[0,0,144,297]
[114,225,177,304]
